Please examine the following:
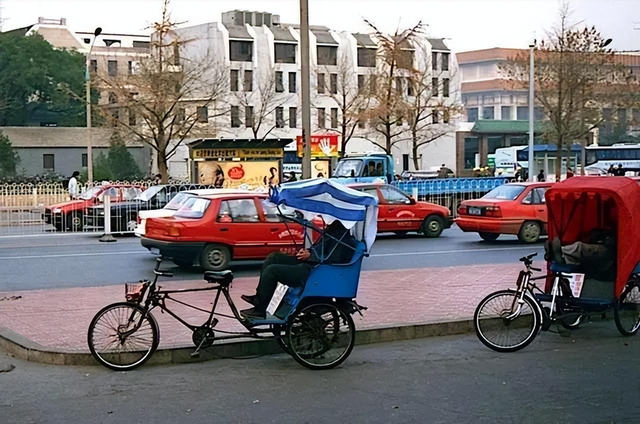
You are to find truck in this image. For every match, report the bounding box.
[332,154,395,184]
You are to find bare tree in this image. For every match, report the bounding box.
[502,3,636,179]
[97,0,228,182]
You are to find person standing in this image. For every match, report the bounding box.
[68,171,80,199]
[566,167,574,179]
[285,171,298,183]
[537,169,545,182]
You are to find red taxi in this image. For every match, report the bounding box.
[456,182,553,243]
[141,192,305,270]
[44,184,142,232]
[349,183,452,237]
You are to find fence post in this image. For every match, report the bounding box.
[99,195,116,243]
[412,186,418,201]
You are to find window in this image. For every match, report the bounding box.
[231,106,241,127]
[125,61,132,75]
[407,78,415,97]
[82,154,88,168]
[358,109,365,128]
[317,46,337,66]
[317,73,325,94]
[517,106,529,120]
[108,60,117,77]
[443,110,450,124]
[317,108,325,129]
[330,108,338,128]
[275,71,284,93]
[370,75,377,93]
[289,107,297,128]
[229,41,253,62]
[244,70,253,92]
[129,109,136,126]
[275,107,284,128]
[443,78,449,98]
[442,53,449,71]
[467,107,478,122]
[245,106,254,128]
[482,106,494,120]
[177,108,185,123]
[432,52,438,71]
[522,188,547,205]
[501,106,511,120]
[170,42,180,65]
[83,38,91,44]
[402,154,409,172]
[197,106,208,123]
[262,202,296,223]
[330,73,338,94]
[275,43,296,64]
[175,197,211,219]
[111,110,120,126]
[464,137,479,169]
[288,72,296,93]
[395,77,403,95]
[487,136,503,154]
[534,107,544,121]
[380,186,409,204]
[357,48,376,67]
[432,78,438,96]
[108,92,117,104]
[133,40,150,49]
[230,70,239,92]
[358,74,365,91]
[90,59,97,73]
[217,199,259,223]
[362,159,384,177]
[43,154,55,173]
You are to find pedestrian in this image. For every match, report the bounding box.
[286,171,298,183]
[607,164,615,176]
[566,167,574,179]
[437,164,448,179]
[615,164,625,176]
[537,169,545,182]
[514,168,522,182]
[154,173,162,184]
[68,171,80,199]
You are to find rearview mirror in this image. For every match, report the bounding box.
[407,197,416,205]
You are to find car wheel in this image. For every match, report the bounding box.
[518,221,541,243]
[479,232,500,241]
[66,212,83,232]
[199,244,231,271]
[421,215,443,238]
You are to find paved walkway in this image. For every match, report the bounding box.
[0,263,523,352]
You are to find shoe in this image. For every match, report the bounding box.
[240,307,266,319]
[241,294,257,306]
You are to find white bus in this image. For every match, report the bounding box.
[585,144,640,175]
[490,146,528,177]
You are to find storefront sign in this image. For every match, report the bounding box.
[296,134,339,158]
[197,161,280,188]
[192,148,283,160]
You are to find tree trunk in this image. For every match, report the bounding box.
[555,137,563,181]
[157,151,169,183]
[385,122,392,154]
[412,130,420,170]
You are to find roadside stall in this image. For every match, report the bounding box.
[188,139,292,189]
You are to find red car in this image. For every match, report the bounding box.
[141,192,305,270]
[44,185,143,231]
[456,182,553,243]
[349,183,452,237]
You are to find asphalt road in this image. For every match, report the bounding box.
[0,226,545,291]
[0,322,638,424]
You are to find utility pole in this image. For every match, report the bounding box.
[300,0,312,179]
[528,40,535,181]
[86,27,102,184]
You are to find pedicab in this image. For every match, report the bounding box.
[87,179,379,370]
[474,176,640,352]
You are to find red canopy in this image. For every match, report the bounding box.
[545,177,640,296]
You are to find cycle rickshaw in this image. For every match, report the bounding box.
[87,179,379,370]
[474,177,640,352]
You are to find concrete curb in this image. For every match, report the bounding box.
[0,319,475,367]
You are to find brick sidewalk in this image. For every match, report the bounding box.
[0,263,522,353]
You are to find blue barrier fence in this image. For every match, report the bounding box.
[391,177,508,196]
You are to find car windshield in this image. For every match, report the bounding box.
[334,159,363,177]
[483,185,526,201]
[135,186,164,202]
[175,197,211,219]
[79,187,102,200]
[165,192,192,210]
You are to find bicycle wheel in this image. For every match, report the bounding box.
[286,303,355,370]
[474,290,542,352]
[88,302,160,371]
[614,282,640,336]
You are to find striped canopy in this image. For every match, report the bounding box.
[268,179,379,250]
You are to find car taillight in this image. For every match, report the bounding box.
[458,205,467,215]
[137,215,141,224]
[168,227,181,237]
[485,206,502,218]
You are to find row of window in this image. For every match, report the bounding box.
[42,154,89,173]
[466,106,544,122]
[91,59,135,77]
[431,52,450,72]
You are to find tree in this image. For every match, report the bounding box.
[0,131,19,177]
[0,33,86,126]
[97,0,228,183]
[502,3,636,179]
[107,131,143,180]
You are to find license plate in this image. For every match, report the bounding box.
[468,207,482,216]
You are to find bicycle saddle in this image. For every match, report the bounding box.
[204,270,234,286]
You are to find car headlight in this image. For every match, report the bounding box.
[52,208,62,214]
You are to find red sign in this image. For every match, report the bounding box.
[296,134,339,158]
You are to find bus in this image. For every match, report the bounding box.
[490,146,527,177]
[585,144,640,175]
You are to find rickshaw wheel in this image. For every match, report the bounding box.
[271,325,291,355]
[614,282,640,336]
[474,290,542,352]
[286,303,355,370]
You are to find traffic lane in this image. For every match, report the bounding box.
[1,323,638,424]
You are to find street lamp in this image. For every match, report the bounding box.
[300,0,311,179]
[86,27,102,184]
[528,37,536,181]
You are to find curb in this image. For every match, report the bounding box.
[0,319,475,367]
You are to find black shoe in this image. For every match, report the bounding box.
[240,307,266,319]
[241,294,257,306]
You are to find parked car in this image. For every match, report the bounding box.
[348,183,452,237]
[141,192,305,270]
[83,184,211,234]
[456,182,553,243]
[44,184,143,232]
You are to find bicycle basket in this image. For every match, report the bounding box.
[125,282,149,303]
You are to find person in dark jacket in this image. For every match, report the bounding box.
[240,221,357,319]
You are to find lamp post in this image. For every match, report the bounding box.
[528,39,535,181]
[86,27,102,184]
[300,0,312,179]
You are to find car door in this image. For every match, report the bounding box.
[531,187,549,229]
[259,201,305,256]
[519,187,547,222]
[215,197,266,259]
[378,186,420,231]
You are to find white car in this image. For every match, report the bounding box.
[134,189,250,237]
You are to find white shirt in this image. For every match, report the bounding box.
[68,177,79,198]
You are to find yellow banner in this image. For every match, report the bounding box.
[192,148,283,159]
[197,161,280,189]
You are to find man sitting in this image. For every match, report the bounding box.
[240,221,357,319]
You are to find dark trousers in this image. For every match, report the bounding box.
[255,252,311,312]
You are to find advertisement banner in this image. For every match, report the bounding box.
[296,134,339,158]
[197,161,280,188]
[192,148,283,160]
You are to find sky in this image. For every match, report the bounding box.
[1,0,639,52]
